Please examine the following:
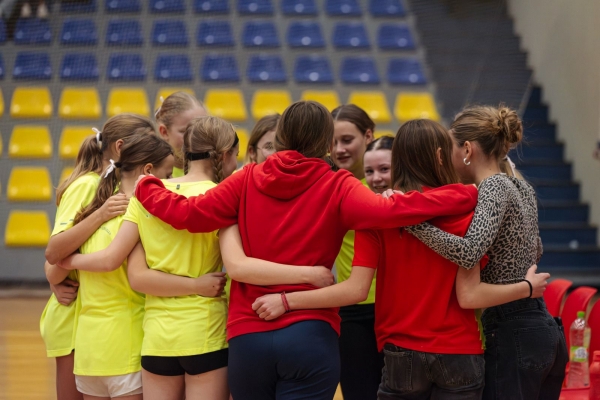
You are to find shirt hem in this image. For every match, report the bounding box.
[141,344,228,357]
[46,347,74,358]
[74,366,142,376]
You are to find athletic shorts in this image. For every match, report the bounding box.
[142,348,229,376]
[75,371,142,398]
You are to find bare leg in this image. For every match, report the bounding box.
[115,395,143,400]
[83,395,109,400]
[56,352,84,400]
[185,367,229,400]
[142,368,185,400]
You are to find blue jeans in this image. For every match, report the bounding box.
[378,344,485,400]
[481,297,568,400]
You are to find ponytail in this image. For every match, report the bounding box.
[73,164,119,225]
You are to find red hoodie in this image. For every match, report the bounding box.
[135,150,478,340]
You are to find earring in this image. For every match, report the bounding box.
[463,157,471,166]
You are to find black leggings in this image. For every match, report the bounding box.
[339,304,384,400]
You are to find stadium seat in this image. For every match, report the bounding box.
[394,92,440,121]
[287,22,324,48]
[194,0,229,13]
[107,88,150,117]
[238,0,273,14]
[197,21,234,47]
[0,89,4,117]
[106,19,143,46]
[375,129,395,139]
[294,56,333,84]
[243,21,279,47]
[5,211,51,247]
[60,0,97,13]
[151,0,186,13]
[333,22,370,49]
[152,20,188,46]
[107,53,146,80]
[201,54,239,82]
[8,167,52,202]
[340,57,380,84]
[0,19,6,43]
[60,126,93,158]
[106,0,141,12]
[155,54,192,81]
[155,88,195,109]
[252,90,291,120]
[60,167,75,183]
[204,89,247,121]
[247,55,286,83]
[60,53,99,80]
[388,58,426,85]
[326,0,361,16]
[14,18,51,45]
[282,0,317,15]
[348,92,392,123]
[370,0,405,17]
[378,24,415,50]
[562,286,598,350]
[10,87,52,118]
[9,125,52,158]
[236,128,249,161]
[0,54,4,79]
[588,300,600,364]
[60,19,97,45]
[301,90,340,111]
[58,87,102,119]
[543,278,573,317]
[13,52,51,80]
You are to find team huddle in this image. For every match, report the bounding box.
[40,93,568,400]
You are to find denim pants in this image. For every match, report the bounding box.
[377,344,485,400]
[481,297,568,400]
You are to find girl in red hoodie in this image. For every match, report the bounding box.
[133,101,479,400]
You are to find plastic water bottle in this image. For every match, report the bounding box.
[566,311,591,388]
[590,351,600,400]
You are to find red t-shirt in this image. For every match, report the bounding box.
[353,190,484,355]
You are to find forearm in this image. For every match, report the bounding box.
[44,261,71,285]
[459,281,529,309]
[45,211,103,264]
[129,268,199,297]
[62,250,121,272]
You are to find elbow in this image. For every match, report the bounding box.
[349,285,370,305]
[457,291,477,309]
[225,264,243,282]
[45,246,60,266]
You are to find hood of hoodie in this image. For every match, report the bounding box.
[252,150,337,200]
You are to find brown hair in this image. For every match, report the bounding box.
[246,114,280,163]
[365,136,394,153]
[451,104,523,161]
[56,114,158,205]
[392,119,460,192]
[275,101,334,159]
[183,116,237,183]
[74,134,172,225]
[155,91,204,129]
[331,104,376,135]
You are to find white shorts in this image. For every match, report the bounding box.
[76,371,142,398]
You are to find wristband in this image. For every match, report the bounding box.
[281,292,291,313]
[523,279,533,298]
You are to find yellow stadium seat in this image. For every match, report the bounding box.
[236,128,249,162]
[0,88,4,117]
[60,167,74,184]
[9,125,52,158]
[59,87,102,120]
[252,90,292,120]
[8,167,52,202]
[5,210,51,246]
[107,88,150,117]
[204,89,247,122]
[395,93,440,122]
[0,131,3,155]
[10,87,53,118]
[374,130,395,139]
[155,88,196,110]
[348,92,392,123]
[60,126,92,159]
[301,91,340,111]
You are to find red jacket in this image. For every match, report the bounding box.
[135,150,478,340]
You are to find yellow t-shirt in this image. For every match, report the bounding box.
[124,180,228,357]
[172,167,185,178]
[335,178,376,305]
[40,172,99,357]
[74,215,145,376]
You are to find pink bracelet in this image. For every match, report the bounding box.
[281,292,291,313]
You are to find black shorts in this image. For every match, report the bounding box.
[141,348,229,376]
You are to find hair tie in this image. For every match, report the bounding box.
[92,127,102,150]
[114,161,123,169]
[185,152,211,161]
[232,132,239,148]
[103,159,116,178]
[504,156,517,176]
[154,96,165,118]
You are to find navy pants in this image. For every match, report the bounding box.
[228,320,340,400]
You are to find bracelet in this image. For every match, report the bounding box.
[523,279,533,298]
[281,292,291,313]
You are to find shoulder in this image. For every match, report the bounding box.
[430,211,475,237]
[65,172,100,194]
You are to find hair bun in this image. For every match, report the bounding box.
[496,105,523,145]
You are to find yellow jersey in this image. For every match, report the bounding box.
[124,180,228,357]
[172,167,185,178]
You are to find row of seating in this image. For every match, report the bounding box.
[5,87,439,122]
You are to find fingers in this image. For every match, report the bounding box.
[62,279,79,287]
[207,272,227,278]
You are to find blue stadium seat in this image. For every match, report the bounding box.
[0,19,6,43]
[0,54,4,79]
[341,56,379,84]
[247,55,286,83]
[370,0,405,17]
[14,18,51,45]
[106,0,141,12]
[61,53,99,80]
[326,0,361,16]
[287,22,324,48]
[60,0,97,12]
[333,22,369,49]
[197,21,234,47]
[155,54,192,81]
[194,0,229,13]
[106,19,143,45]
[107,53,146,80]
[61,19,97,45]
[388,58,426,84]
[378,24,415,50]
[151,0,185,12]
[152,20,188,46]
[238,0,273,15]
[282,0,317,15]
[13,52,51,80]
[243,21,279,48]
[294,56,333,84]
[201,54,239,82]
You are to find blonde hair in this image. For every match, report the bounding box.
[155,91,204,129]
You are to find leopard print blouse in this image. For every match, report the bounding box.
[406,174,542,284]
